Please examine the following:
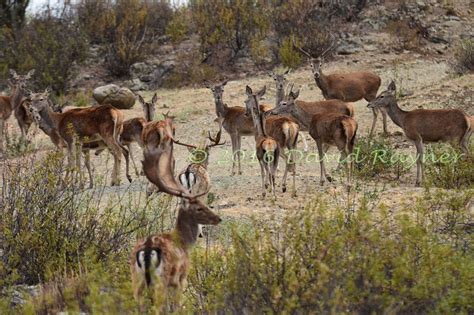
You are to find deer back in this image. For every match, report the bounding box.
[324,71,381,102]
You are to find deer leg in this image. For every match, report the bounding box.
[230,135,238,176]
[237,136,243,175]
[301,133,309,152]
[259,160,266,197]
[83,149,94,189]
[280,150,289,193]
[369,108,379,138]
[381,109,389,135]
[127,144,139,177]
[316,139,329,185]
[414,139,424,187]
[460,129,471,157]
[103,138,122,186]
[75,141,83,188]
[0,119,4,158]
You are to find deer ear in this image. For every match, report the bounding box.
[284,68,290,75]
[388,81,396,92]
[257,85,266,98]
[44,87,51,96]
[151,93,158,105]
[26,69,35,78]
[291,89,300,100]
[137,94,145,106]
[204,81,211,89]
[245,85,252,96]
[268,71,274,78]
[222,79,228,86]
[9,69,18,79]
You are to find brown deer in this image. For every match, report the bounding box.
[132,123,221,312]
[174,117,225,237]
[295,42,383,137]
[268,89,358,186]
[28,89,129,186]
[206,80,271,175]
[245,85,280,197]
[0,69,35,156]
[368,81,472,187]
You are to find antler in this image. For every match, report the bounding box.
[292,37,313,58]
[207,119,225,148]
[320,37,336,58]
[173,139,197,149]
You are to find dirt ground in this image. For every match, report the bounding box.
[2,50,473,221]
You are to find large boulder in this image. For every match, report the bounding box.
[93,84,136,109]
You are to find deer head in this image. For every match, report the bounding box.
[367,81,396,110]
[292,38,335,79]
[8,69,35,91]
[244,85,266,118]
[265,88,300,117]
[268,69,290,91]
[205,79,228,104]
[142,141,221,225]
[137,92,158,122]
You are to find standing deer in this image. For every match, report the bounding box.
[132,123,221,312]
[206,80,271,175]
[245,85,280,197]
[0,69,35,156]
[268,89,358,186]
[295,42,383,137]
[28,90,129,186]
[174,117,225,237]
[368,81,472,187]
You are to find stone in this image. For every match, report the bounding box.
[93,84,136,109]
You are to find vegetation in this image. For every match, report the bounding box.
[453,39,474,75]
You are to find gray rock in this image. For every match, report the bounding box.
[93,84,136,109]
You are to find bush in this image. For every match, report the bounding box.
[279,36,302,69]
[353,135,409,180]
[165,7,191,44]
[453,39,474,75]
[423,144,474,189]
[0,152,170,287]
[190,0,270,67]
[0,9,88,94]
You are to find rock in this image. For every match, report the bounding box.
[127,79,147,92]
[93,84,136,109]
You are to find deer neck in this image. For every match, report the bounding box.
[250,107,266,139]
[214,99,228,118]
[275,88,285,107]
[314,72,329,96]
[292,103,313,129]
[385,100,407,128]
[175,207,200,248]
[39,106,62,135]
[144,107,154,122]
[10,85,24,110]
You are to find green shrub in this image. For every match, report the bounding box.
[279,36,302,69]
[453,39,474,75]
[0,10,88,94]
[423,144,474,189]
[165,7,191,44]
[0,152,170,287]
[353,135,409,180]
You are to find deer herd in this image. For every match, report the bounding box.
[1,48,472,311]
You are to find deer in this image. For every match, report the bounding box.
[28,89,129,187]
[245,85,280,198]
[132,119,221,312]
[294,41,383,137]
[267,89,358,186]
[173,117,225,237]
[206,80,272,176]
[368,81,472,187]
[0,69,35,157]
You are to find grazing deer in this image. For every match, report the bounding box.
[132,124,221,312]
[368,81,472,187]
[0,69,35,156]
[245,85,280,197]
[268,89,358,186]
[206,80,271,176]
[28,89,129,186]
[295,42,383,137]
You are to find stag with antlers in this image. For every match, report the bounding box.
[0,69,35,157]
[294,40,383,137]
[132,120,221,312]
